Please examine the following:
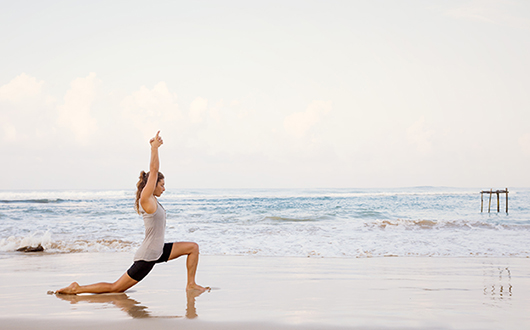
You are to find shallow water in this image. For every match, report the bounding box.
[1,187,529,257]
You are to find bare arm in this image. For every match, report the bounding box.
[140,131,163,214]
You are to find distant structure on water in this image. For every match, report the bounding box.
[481,188,508,213]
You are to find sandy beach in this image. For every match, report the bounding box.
[0,252,528,329]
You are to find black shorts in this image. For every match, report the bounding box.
[127,243,173,282]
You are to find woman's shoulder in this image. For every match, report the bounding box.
[140,196,159,214]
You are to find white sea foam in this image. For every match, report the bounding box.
[2,219,530,258]
[173,219,530,258]
[0,231,137,253]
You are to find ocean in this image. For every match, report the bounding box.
[1,187,529,258]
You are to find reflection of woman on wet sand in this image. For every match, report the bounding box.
[57,131,207,294]
[56,293,155,319]
[55,290,203,319]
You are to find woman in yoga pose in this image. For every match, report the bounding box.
[57,131,207,294]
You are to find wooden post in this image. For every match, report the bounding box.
[506,188,509,213]
[488,189,492,213]
[480,188,509,214]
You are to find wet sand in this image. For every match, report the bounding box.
[0,252,529,329]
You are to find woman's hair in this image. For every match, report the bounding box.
[135,171,165,214]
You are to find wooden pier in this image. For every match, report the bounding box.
[481,188,508,213]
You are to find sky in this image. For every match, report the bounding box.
[1,0,530,190]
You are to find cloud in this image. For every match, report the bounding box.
[189,97,208,124]
[121,82,181,139]
[284,101,332,139]
[57,73,99,145]
[0,73,57,144]
[0,73,44,103]
[407,116,434,153]
[445,3,496,23]
[444,0,530,29]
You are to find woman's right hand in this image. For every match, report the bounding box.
[150,131,163,148]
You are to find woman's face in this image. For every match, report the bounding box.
[154,179,165,197]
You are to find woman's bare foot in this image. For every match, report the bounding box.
[186,283,209,292]
[57,282,80,295]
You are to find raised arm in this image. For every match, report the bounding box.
[140,131,163,214]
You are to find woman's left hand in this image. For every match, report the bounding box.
[150,131,163,148]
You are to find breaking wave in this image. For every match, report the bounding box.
[367,219,529,230]
[0,231,136,253]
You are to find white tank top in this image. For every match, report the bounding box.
[134,200,166,262]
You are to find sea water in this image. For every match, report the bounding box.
[1,187,529,258]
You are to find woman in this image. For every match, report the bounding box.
[57,131,207,294]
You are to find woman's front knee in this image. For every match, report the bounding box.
[171,242,199,257]
[190,242,199,254]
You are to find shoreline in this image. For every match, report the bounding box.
[0,253,529,329]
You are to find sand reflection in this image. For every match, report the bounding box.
[483,266,513,304]
[54,289,206,319]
